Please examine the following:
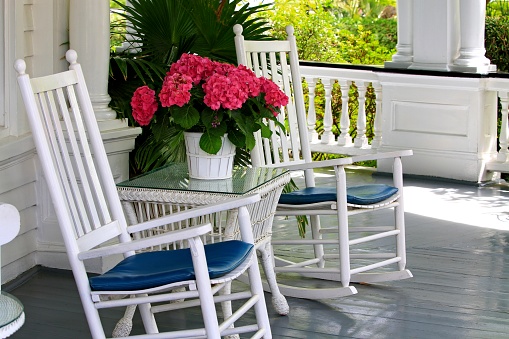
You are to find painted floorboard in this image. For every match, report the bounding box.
[4,170,509,338]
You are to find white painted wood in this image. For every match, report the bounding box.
[385,0,413,68]
[69,0,116,121]
[0,203,20,246]
[388,0,495,73]
[451,0,495,73]
[235,24,413,300]
[378,72,497,182]
[15,51,272,338]
[0,202,20,288]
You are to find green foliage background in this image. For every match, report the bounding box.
[109,0,398,173]
[255,0,396,162]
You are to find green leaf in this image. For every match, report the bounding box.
[171,105,200,130]
[151,114,171,141]
[201,109,227,136]
[245,133,256,151]
[199,132,222,154]
[227,129,246,148]
[259,122,273,139]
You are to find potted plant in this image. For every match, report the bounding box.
[130,53,288,179]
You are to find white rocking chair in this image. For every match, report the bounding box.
[15,50,272,339]
[234,24,413,300]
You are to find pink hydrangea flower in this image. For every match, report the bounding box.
[169,53,216,85]
[130,86,158,126]
[159,73,193,107]
[132,52,290,147]
[203,73,249,110]
[228,65,261,97]
[260,77,289,111]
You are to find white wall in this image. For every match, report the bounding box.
[1,0,140,284]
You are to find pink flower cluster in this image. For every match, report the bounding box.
[130,53,289,128]
[260,77,289,108]
[159,73,193,107]
[130,86,158,126]
[169,53,231,85]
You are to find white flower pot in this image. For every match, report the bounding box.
[184,132,236,180]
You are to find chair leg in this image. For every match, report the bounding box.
[219,282,239,339]
[259,242,289,315]
[247,252,272,339]
[336,165,351,288]
[138,299,158,334]
[82,298,107,339]
[310,215,325,268]
[394,203,406,271]
[190,238,221,339]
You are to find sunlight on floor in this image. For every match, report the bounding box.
[289,166,509,231]
[404,185,509,231]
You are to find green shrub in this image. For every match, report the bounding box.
[485,17,509,73]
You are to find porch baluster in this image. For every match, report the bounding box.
[337,79,353,146]
[371,82,382,149]
[321,78,335,144]
[354,81,368,148]
[498,91,509,163]
[305,77,319,143]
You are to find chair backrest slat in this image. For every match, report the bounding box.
[15,51,127,258]
[63,83,113,229]
[234,25,312,175]
[35,88,89,238]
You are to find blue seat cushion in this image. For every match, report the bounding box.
[279,184,398,205]
[89,240,253,291]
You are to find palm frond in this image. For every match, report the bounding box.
[133,127,186,174]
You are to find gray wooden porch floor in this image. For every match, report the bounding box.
[4,168,509,338]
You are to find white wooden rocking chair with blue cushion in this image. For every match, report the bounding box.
[15,50,272,339]
[234,24,413,300]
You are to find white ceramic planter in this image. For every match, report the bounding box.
[184,132,236,180]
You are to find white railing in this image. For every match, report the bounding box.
[485,77,509,177]
[299,62,381,156]
[299,62,509,180]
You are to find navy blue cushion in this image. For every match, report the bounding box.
[89,240,253,291]
[279,184,398,205]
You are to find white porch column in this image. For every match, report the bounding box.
[451,0,496,73]
[385,0,413,69]
[69,0,116,121]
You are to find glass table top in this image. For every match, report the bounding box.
[0,291,23,328]
[117,163,289,195]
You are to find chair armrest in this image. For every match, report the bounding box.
[352,150,413,163]
[126,193,261,234]
[78,194,261,260]
[78,223,213,260]
[267,157,353,171]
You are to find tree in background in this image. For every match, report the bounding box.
[257,0,396,64]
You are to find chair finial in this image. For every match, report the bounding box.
[13,59,26,75]
[285,25,294,36]
[66,49,78,65]
[233,24,243,36]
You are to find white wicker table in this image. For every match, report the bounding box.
[0,291,24,338]
[117,163,291,315]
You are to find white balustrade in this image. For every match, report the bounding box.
[299,64,381,156]
[477,78,509,179]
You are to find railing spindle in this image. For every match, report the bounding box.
[305,77,319,143]
[498,91,509,162]
[338,79,353,146]
[371,82,383,149]
[354,81,368,148]
[321,78,335,144]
